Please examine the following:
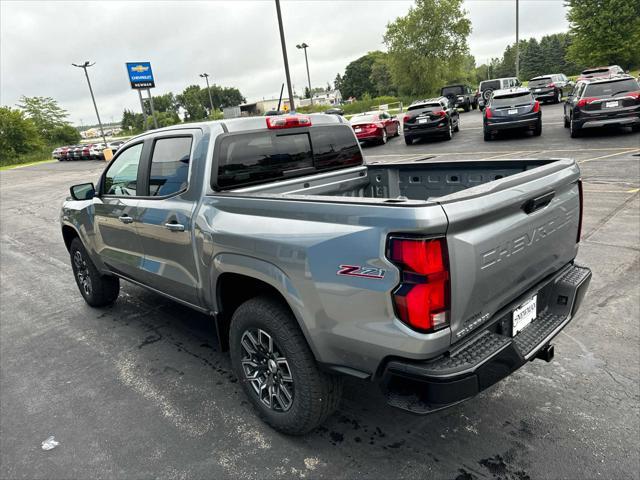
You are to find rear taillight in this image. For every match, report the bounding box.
[266,115,312,129]
[485,108,493,119]
[387,237,450,333]
[436,110,446,117]
[577,97,597,107]
[403,114,410,123]
[577,179,583,243]
[546,83,556,88]
[533,100,540,113]
[628,91,640,101]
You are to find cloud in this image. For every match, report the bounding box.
[0,0,568,124]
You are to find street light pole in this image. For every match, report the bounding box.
[275,0,295,112]
[72,61,107,145]
[200,72,215,115]
[515,0,520,79]
[296,43,313,106]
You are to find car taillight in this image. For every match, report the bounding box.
[387,237,450,333]
[577,97,597,107]
[403,114,410,123]
[627,91,640,101]
[546,83,556,88]
[266,115,312,129]
[533,100,540,113]
[485,107,493,119]
[577,179,583,243]
[436,110,446,117]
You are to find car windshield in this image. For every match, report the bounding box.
[408,103,440,111]
[480,80,500,91]
[529,77,552,87]
[584,78,639,97]
[350,114,378,124]
[441,86,464,96]
[491,92,533,108]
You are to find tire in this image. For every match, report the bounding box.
[464,100,470,112]
[380,128,388,145]
[229,296,342,435]
[444,121,453,140]
[564,115,569,128]
[69,237,120,307]
[404,136,413,146]
[453,119,460,132]
[632,125,640,133]
[483,128,492,141]
[533,120,542,136]
[555,90,562,104]
[569,116,581,138]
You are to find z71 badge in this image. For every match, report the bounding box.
[337,265,386,279]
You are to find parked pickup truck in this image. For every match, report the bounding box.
[61,114,591,435]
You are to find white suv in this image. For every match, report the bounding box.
[478,77,521,110]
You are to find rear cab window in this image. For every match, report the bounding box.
[214,125,362,189]
[529,77,552,87]
[480,80,500,91]
[441,86,464,96]
[148,136,193,196]
[408,103,440,112]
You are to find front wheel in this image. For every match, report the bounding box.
[229,296,342,435]
[69,237,120,307]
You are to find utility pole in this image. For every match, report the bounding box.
[137,89,148,131]
[296,42,312,106]
[275,0,295,111]
[200,72,215,115]
[515,0,520,79]
[72,61,108,145]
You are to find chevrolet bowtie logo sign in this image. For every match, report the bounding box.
[126,62,155,90]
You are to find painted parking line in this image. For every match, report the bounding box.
[578,149,640,164]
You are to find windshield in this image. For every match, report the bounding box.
[529,77,552,87]
[350,114,378,124]
[441,86,464,96]
[408,103,440,112]
[480,80,500,91]
[584,78,639,97]
[491,92,533,108]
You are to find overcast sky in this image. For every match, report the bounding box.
[0,0,569,125]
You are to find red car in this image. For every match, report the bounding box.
[350,111,400,145]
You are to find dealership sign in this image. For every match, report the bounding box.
[126,62,155,89]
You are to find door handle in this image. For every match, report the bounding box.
[118,215,133,224]
[165,222,185,232]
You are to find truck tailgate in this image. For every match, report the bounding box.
[439,159,581,342]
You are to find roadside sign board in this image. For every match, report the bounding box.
[126,62,155,89]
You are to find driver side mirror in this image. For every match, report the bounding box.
[70,182,95,201]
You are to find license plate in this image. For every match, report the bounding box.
[512,295,537,336]
[508,108,518,115]
[354,128,362,132]
[605,101,619,108]
[418,118,428,124]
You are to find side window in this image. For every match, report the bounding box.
[103,143,143,196]
[148,137,193,196]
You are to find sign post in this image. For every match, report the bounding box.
[126,62,157,129]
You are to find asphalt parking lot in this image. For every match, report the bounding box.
[1,103,638,479]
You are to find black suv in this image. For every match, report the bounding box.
[528,74,573,104]
[483,88,541,141]
[403,97,460,144]
[564,75,640,137]
[440,84,477,111]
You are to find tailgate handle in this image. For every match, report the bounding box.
[522,191,555,214]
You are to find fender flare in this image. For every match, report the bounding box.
[211,253,320,359]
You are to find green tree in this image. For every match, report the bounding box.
[384,0,472,96]
[369,55,396,96]
[49,124,80,145]
[121,109,144,133]
[566,0,640,70]
[151,93,179,114]
[341,51,387,99]
[304,87,311,99]
[0,106,43,163]
[177,85,207,121]
[16,96,71,142]
[334,73,343,92]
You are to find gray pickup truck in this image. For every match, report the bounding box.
[61,114,591,434]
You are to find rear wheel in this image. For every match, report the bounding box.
[444,121,453,140]
[533,120,542,136]
[569,116,581,138]
[380,128,388,145]
[69,238,120,307]
[453,120,459,132]
[229,296,342,435]
[555,90,562,104]
[564,115,569,128]
[483,128,492,141]
[404,135,413,146]
[464,100,470,112]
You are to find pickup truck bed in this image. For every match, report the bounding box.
[62,114,590,433]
